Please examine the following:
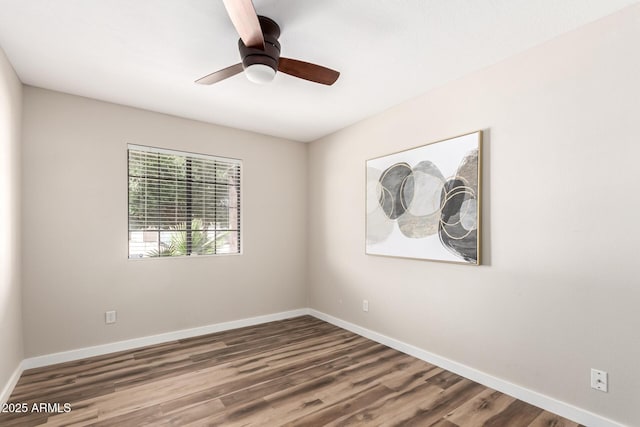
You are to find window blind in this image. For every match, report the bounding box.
[127,145,241,258]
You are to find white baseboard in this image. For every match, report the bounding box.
[22,308,309,370]
[0,362,24,406]
[309,309,624,427]
[4,307,623,427]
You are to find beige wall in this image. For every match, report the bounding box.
[308,5,640,426]
[0,46,23,393]
[21,87,307,357]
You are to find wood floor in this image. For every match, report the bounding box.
[1,316,583,426]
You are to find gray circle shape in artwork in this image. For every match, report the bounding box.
[438,148,479,264]
[378,162,413,220]
[440,178,470,227]
[439,187,477,262]
[459,198,477,231]
[397,161,446,239]
[366,169,384,215]
[400,173,414,212]
[366,167,394,244]
[405,173,445,216]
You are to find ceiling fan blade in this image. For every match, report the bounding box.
[195,63,244,85]
[222,0,264,49]
[278,57,340,86]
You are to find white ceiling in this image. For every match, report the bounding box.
[0,0,637,142]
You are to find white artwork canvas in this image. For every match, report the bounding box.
[366,131,482,264]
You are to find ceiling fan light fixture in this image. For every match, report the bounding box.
[244,63,276,84]
[195,8,339,87]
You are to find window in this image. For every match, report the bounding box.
[128,145,241,258]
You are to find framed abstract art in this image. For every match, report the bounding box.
[366,131,482,265]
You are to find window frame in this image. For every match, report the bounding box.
[127,144,243,259]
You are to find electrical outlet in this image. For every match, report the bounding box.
[362,299,369,312]
[591,368,608,392]
[105,310,117,324]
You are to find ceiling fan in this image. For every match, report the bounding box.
[195,0,340,86]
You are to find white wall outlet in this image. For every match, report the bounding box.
[591,368,608,392]
[362,299,369,312]
[105,310,117,324]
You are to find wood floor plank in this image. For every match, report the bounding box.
[218,348,404,425]
[429,420,459,427]
[283,383,395,426]
[329,378,485,426]
[0,315,585,427]
[528,411,581,427]
[443,388,516,426]
[380,362,443,391]
[393,379,487,426]
[483,399,544,426]
[343,382,448,426]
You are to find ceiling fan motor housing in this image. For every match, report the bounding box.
[195,8,339,86]
[239,16,281,72]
